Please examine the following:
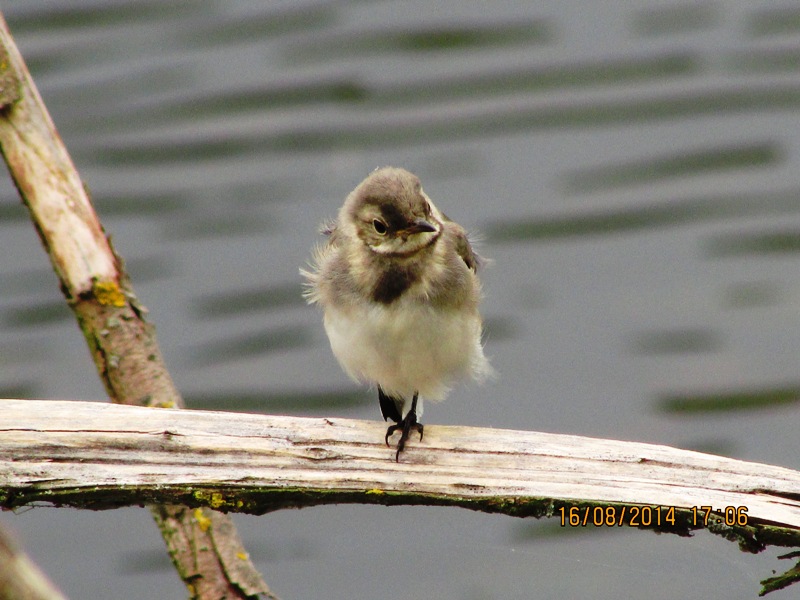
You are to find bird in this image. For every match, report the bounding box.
[301,166,492,461]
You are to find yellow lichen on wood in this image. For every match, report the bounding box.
[193,508,212,532]
[0,43,20,107]
[93,280,126,307]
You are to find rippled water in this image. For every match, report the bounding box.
[1,2,799,599]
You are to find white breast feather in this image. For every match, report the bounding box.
[323,296,488,403]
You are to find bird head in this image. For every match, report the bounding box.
[343,167,442,256]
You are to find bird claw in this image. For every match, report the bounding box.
[385,413,424,461]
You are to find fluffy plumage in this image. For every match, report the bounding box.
[302,166,491,458]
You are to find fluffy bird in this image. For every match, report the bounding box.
[302,167,491,460]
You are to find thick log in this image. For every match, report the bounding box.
[6,399,800,593]
[2,399,800,538]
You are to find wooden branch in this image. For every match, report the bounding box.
[0,13,274,600]
[8,398,800,527]
[3,399,800,593]
[0,24,115,300]
[7,398,800,530]
[0,523,68,600]
[0,12,177,409]
[7,401,800,594]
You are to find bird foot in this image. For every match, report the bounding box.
[385,413,424,461]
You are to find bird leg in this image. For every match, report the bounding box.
[385,391,424,461]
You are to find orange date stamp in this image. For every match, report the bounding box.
[558,505,749,528]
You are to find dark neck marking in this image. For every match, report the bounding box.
[371,262,418,304]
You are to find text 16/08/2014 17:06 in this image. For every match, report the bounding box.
[558,505,749,528]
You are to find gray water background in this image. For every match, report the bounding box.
[1,1,799,598]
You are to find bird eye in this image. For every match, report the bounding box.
[372,219,388,235]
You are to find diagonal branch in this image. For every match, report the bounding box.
[0,13,274,600]
[0,523,68,600]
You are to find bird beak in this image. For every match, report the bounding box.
[403,218,437,235]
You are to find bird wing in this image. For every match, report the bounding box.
[449,221,481,272]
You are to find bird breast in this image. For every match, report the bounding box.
[322,296,484,402]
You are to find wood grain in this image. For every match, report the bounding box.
[3,399,799,536]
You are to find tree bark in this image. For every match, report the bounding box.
[4,398,800,594]
[3,399,800,594]
[2,398,799,528]
[0,13,274,600]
